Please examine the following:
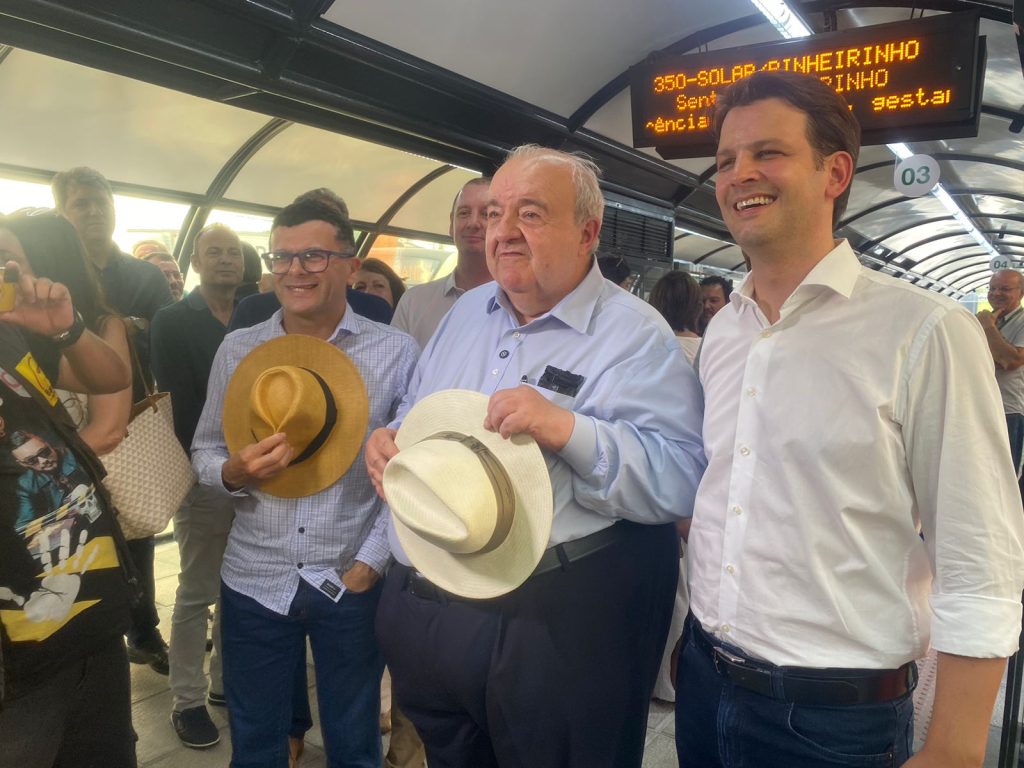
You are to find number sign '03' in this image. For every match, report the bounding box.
[894,155,940,197]
[631,12,985,159]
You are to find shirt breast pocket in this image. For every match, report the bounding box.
[534,386,577,412]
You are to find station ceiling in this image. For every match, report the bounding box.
[0,0,1019,295]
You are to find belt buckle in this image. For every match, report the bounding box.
[712,646,746,675]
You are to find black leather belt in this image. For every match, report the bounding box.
[405,521,629,602]
[690,618,916,706]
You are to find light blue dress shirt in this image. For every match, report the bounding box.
[192,307,419,615]
[389,261,706,561]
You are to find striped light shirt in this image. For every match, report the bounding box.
[192,306,418,615]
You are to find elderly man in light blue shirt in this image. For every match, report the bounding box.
[366,144,705,768]
[192,199,418,768]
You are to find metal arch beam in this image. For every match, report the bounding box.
[173,117,292,269]
[914,236,1024,272]
[914,244,1002,273]
[565,0,1011,134]
[856,154,1024,178]
[857,216,955,252]
[951,267,1001,289]
[839,190,1024,231]
[961,277,991,292]
[893,222,1024,258]
[946,252,1024,288]
[691,243,736,264]
[961,259,1024,292]
[930,256,995,281]
[943,263,994,286]
[356,165,455,259]
[693,105,1024,188]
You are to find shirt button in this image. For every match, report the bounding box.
[732,505,742,515]
[721,624,731,634]
[760,330,772,338]
[499,350,509,359]
[726,564,735,574]
[297,563,304,569]
[491,369,499,376]
[513,331,521,338]
[298,527,305,534]
[739,446,751,456]
[746,387,757,397]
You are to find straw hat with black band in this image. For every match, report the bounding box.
[384,389,554,599]
[223,335,369,498]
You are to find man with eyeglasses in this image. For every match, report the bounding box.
[191,199,418,767]
[228,188,393,331]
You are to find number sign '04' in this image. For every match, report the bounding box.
[631,12,985,159]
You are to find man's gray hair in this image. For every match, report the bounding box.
[503,145,604,227]
[194,222,239,252]
[995,269,1024,290]
[51,167,114,210]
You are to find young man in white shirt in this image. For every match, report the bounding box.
[679,70,1024,767]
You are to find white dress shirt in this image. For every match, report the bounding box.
[689,240,1024,669]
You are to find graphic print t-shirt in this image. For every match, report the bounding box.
[0,324,130,698]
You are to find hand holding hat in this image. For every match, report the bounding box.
[381,389,554,599]
[484,384,575,450]
[222,335,369,498]
[221,432,295,491]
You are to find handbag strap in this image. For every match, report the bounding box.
[123,319,160,412]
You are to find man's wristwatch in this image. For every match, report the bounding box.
[51,310,86,348]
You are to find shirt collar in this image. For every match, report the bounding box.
[999,307,1023,327]
[485,260,604,334]
[442,271,462,297]
[185,289,209,311]
[272,303,362,343]
[731,239,860,313]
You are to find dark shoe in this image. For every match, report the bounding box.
[207,691,227,708]
[171,706,220,749]
[127,639,170,675]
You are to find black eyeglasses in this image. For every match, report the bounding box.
[20,444,56,467]
[261,248,355,275]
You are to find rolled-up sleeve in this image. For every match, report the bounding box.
[903,306,1024,657]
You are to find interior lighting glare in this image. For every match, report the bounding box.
[750,0,812,39]
[887,142,914,160]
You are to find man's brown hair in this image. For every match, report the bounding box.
[713,71,861,228]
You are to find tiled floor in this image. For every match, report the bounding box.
[137,537,1017,768]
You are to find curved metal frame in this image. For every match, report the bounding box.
[356,165,456,259]
[172,117,292,268]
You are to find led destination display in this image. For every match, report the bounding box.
[631,12,985,158]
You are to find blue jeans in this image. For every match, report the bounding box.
[675,625,915,767]
[221,579,384,768]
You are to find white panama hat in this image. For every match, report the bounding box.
[384,389,554,599]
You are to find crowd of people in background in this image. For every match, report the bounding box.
[2,69,1023,768]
